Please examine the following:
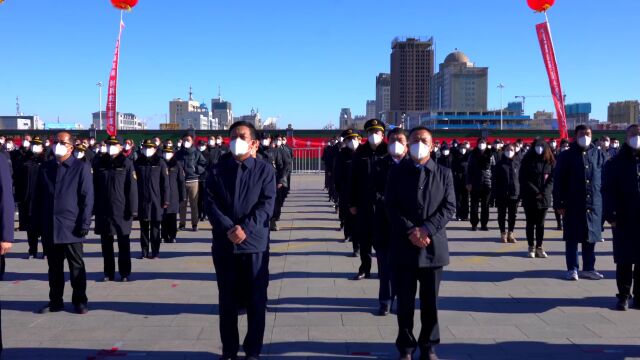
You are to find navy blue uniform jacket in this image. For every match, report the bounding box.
[385,158,456,269]
[93,154,138,236]
[0,156,14,242]
[33,156,94,244]
[205,156,276,254]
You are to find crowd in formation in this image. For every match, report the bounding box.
[1,120,640,360]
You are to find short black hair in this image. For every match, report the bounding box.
[229,121,257,140]
[627,124,639,132]
[408,126,432,138]
[182,134,192,140]
[574,124,592,135]
[387,128,408,139]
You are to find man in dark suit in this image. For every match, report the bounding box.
[33,132,94,314]
[205,121,276,360]
[385,126,456,360]
[0,151,14,353]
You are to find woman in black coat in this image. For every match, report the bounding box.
[519,139,554,258]
[161,146,186,244]
[492,144,520,243]
[466,138,495,231]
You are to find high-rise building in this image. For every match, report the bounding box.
[375,73,391,118]
[169,87,202,124]
[92,111,145,130]
[566,103,592,129]
[366,100,377,120]
[212,94,234,130]
[608,100,640,124]
[431,50,488,112]
[238,108,262,129]
[339,108,353,129]
[390,37,434,121]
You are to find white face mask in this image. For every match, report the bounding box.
[261,139,270,147]
[0,138,4,145]
[550,142,557,149]
[124,144,132,151]
[31,145,43,154]
[45,141,50,147]
[209,140,216,146]
[89,139,96,146]
[410,142,430,161]
[339,137,344,143]
[164,153,174,161]
[505,150,515,159]
[442,149,450,156]
[368,133,383,146]
[230,138,250,157]
[216,139,222,145]
[478,143,487,151]
[22,140,30,148]
[74,151,85,159]
[613,142,620,149]
[143,148,156,158]
[108,145,121,156]
[54,143,68,158]
[487,144,492,149]
[177,142,183,148]
[5,143,14,151]
[603,141,610,148]
[561,146,569,152]
[100,145,107,154]
[183,141,192,149]
[577,136,591,148]
[198,146,206,152]
[496,144,503,150]
[460,148,467,155]
[535,146,544,155]
[628,136,640,150]
[388,141,405,157]
[346,139,359,150]
[276,140,283,147]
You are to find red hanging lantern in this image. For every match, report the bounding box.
[527,0,555,12]
[111,0,138,11]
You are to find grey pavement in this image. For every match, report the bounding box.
[2,174,640,359]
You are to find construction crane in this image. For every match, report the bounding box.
[514,95,552,114]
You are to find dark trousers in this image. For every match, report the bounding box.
[395,266,442,356]
[470,188,490,228]
[161,213,178,242]
[46,242,87,307]
[454,183,469,219]
[497,199,518,233]
[616,264,640,299]
[100,234,131,279]
[273,187,286,221]
[566,241,596,272]
[0,255,4,280]
[198,180,206,220]
[27,229,43,257]
[140,220,161,257]
[375,245,395,306]
[524,206,548,248]
[213,251,269,358]
[555,210,562,229]
[339,198,358,252]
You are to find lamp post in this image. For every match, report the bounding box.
[497,83,505,130]
[96,82,103,130]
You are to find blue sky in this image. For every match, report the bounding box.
[0,0,638,129]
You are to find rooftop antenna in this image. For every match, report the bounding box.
[16,96,21,116]
[189,85,194,101]
[218,85,222,100]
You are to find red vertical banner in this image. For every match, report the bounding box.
[106,18,125,137]
[536,21,568,139]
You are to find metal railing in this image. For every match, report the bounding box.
[292,148,323,174]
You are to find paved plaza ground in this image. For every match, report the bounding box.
[1,174,640,359]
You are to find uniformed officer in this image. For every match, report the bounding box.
[161,145,186,244]
[135,139,170,259]
[93,136,138,282]
[350,119,388,280]
[272,135,292,231]
[204,121,276,360]
[0,151,15,352]
[334,129,360,256]
[282,136,293,199]
[385,126,456,360]
[33,132,94,314]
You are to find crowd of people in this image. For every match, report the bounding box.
[0,120,639,360]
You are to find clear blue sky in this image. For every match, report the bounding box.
[0,0,638,129]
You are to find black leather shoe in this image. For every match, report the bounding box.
[480,226,489,231]
[420,347,438,360]
[631,297,640,310]
[121,277,130,282]
[378,304,390,316]
[39,304,64,314]
[74,303,89,315]
[103,276,114,282]
[352,273,370,280]
[471,226,477,231]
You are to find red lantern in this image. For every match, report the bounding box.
[111,0,138,11]
[527,0,555,12]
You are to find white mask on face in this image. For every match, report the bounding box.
[89,139,96,146]
[261,139,270,147]
[183,141,192,149]
[613,142,620,149]
[164,153,174,161]
[124,144,132,151]
[45,141,50,147]
[0,138,4,145]
[230,138,250,157]
[388,141,405,157]
[460,148,467,155]
[143,148,156,158]
[100,145,107,154]
[198,146,206,152]
[208,140,216,146]
[346,139,359,150]
[216,139,222,145]
[108,145,121,156]
[5,143,14,151]
[339,137,344,143]
[561,146,569,152]
[32,145,43,154]
[505,150,515,159]
[603,141,610,148]
[628,136,640,150]
[535,146,544,155]
[74,151,85,159]
[478,143,487,151]
[550,141,557,149]
[22,140,30,148]
[368,133,383,146]
[54,143,68,158]
[442,149,450,156]
[276,140,283,147]
[177,142,183,148]
[577,136,591,148]
[410,142,430,161]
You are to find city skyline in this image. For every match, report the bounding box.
[0,1,639,129]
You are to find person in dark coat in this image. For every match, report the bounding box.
[135,140,170,259]
[15,136,46,258]
[323,138,339,204]
[373,128,408,316]
[492,143,520,244]
[603,124,640,310]
[176,135,207,231]
[272,135,292,230]
[520,139,555,258]
[334,129,361,256]
[385,126,456,360]
[161,145,186,244]
[350,119,388,280]
[32,132,94,314]
[436,143,453,169]
[204,121,276,360]
[93,136,138,282]
[466,138,495,231]
[451,142,470,221]
[0,151,15,353]
[553,125,606,281]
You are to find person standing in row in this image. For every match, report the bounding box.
[492,143,520,244]
[520,140,554,258]
[350,119,388,280]
[603,124,640,310]
[271,135,292,231]
[452,142,470,221]
[205,121,276,360]
[33,132,93,314]
[161,145,186,244]
[176,135,207,232]
[386,127,456,360]
[334,129,360,256]
[135,140,169,259]
[554,125,606,281]
[0,150,14,352]
[93,136,138,282]
[466,138,494,231]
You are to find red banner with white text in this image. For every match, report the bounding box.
[106,19,125,137]
[536,21,568,139]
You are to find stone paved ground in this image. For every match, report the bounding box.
[2,174,640,359]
